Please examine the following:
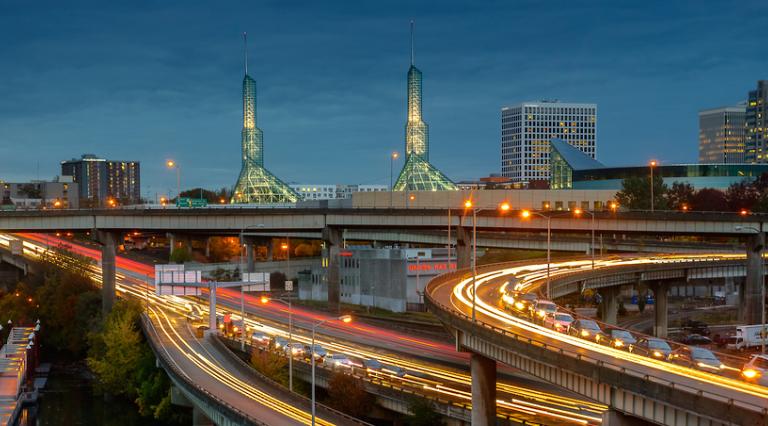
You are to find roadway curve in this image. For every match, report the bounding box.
[426,255,768,424]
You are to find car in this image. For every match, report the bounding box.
[273,336,289,350]
[568,319,607,344]
[250,332,271,348]
[543,312,574,332]
[681,319,711,336]
[305,344,327,360]
[633,337,672,359]
[606,329,637,350]
[503,291,538,314]
[381,364,407,377]
[669,346,724,373]
[284,342,305,357]
[679,334,712,346]
[740,354,768,386]
[530,300,558,322]
[362,358,383,371]
[325,354,353,369]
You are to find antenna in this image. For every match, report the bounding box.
[410,20,415,66]
[243,32,248,75]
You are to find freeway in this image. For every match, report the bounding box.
[427,255,768,418]
[3,233,608,425]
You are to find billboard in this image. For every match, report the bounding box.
[242,272,270,292]
[155,264,203,296]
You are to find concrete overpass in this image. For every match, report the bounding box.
[425,256,768,426]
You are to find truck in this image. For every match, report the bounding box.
[725,325,768,351]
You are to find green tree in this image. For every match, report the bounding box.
[170,246,192,263]
[406,397,444,426]
[691,188,728,211]
[250,348,288,386]
[725,180,760,212]
[615,175,667,210]
[666,182,694,210]
[208,237,241,262]
[325,372,374,418]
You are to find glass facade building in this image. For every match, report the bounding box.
[502,101,596,183]
[550,138,768,190]
[698,105,746,163]
[746,80,768,163]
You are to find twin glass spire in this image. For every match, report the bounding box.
[394,21,457,192]
[231,32,300,204]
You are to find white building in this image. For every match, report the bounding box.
[290,184,387,201]
[501,100,597,183]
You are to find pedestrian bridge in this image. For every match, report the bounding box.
[425,255,768,426]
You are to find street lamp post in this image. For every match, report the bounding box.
[463,200,511,322]
[521,209,552,298]
[389,152,399,208]
[281,239,290,285]
[736,225,766,354]
[649,160,657,212]
[311,315,352,426]
[238,224,265,351]
[574,208,596,269]
[260,296,294,392]
[166,160,181,203]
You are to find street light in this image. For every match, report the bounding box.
[573,208,596,270]
[649,160,657,212]
[736,225,766,354]
[281,239,290,286]
[260,296,294,392]
[166,159,181,203]
[311,315,352,425]
[238,224,266,350]
[389,152,399,208]
[463,199,511,322]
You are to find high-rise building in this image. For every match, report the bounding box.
[61,154,140,205]
[746,80,768,162]
[501,100,597,183]
[698,105,746,163]
[393,22,457,192]
[231,33,299,204]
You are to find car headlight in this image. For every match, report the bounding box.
[538,310,546,317]
[515,302,525,310]
[697,362,720,370]
[614,340,624,347]
[652,351,662,358]
[581,330,589,337]
[742,369,760,379]
[554,323,563,329]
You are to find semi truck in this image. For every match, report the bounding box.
[726,325,768,351]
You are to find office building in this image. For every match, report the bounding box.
[393,22,457,192]
[61,154,139,205]
[501,100,597,183]
[231,35,299,204]
[289,184,388,200]
[298,247,456,312]
[550,138,768,191]
[698,105,746,163]
[0,176,79,209]
[746,80,768,162]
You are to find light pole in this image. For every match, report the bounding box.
[574,208,596,269]
[260,296,294,392]
[281,239,290,285]
[521,209,552,298]
[166,160,181,203]
[649,160,657,212]
[390,151,399,208]
[736,225,766,354]
[238,224,265,350]
[463,200,511,322]
[311,315,352,425]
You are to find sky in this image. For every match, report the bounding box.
[1,0,767,198]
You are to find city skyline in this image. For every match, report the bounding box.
[1,1,767,196]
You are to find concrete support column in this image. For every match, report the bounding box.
[470,353,496,426]
[204,237,211,258]
[599,286,619,325]
[245,238,256,273]
[323,227,343,310]
[601,409,646,426]
[455,225,472,269]
[166,232,176,257]
[95,230,121,315]
[192,407,213,426]
[743,232,765,324]
[265,238,274,262]
[650,281,669,339]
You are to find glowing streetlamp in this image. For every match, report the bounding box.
[166,159,181,203]
[649,160,657,212]
[389,152,399,208]
[311,315,352,425]
[260,296,294,391]
[573,208,596,270]
[521,209,552,298]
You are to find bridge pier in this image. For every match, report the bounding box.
[192,407,213,426]
[455,225,472,269]
[742,232,765,324]
[649,281,669,338]
[323,227,342,310]
[264,238,274,261]
[94,230,121,314]
[244,237,256,273]
[470,353,496,426]
[601,409,647,426]
[599,286,619,325]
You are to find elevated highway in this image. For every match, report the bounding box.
[426,255,768,426]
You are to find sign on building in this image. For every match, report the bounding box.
[154,264,202,296]
[242,272,270,292]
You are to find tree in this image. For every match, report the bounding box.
[208,237,241,262]
[250,348,288,386]
[725,181,760,212]
[665,182,694,210]
[615,175,667,210]
[690,188,728,212]
[406,397,444,426]
[326,372,374,418]
[169,246,192,263]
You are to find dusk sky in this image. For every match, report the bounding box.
[1,1,767,197]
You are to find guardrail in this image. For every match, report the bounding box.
[424,260,768,419]
[140,314,266,426]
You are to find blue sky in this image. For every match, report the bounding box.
[1,1,766,197]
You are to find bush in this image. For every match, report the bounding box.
[406,397,443,426]
[250,349,288,386]
[326,372,374,419]
[170,247,192,263]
